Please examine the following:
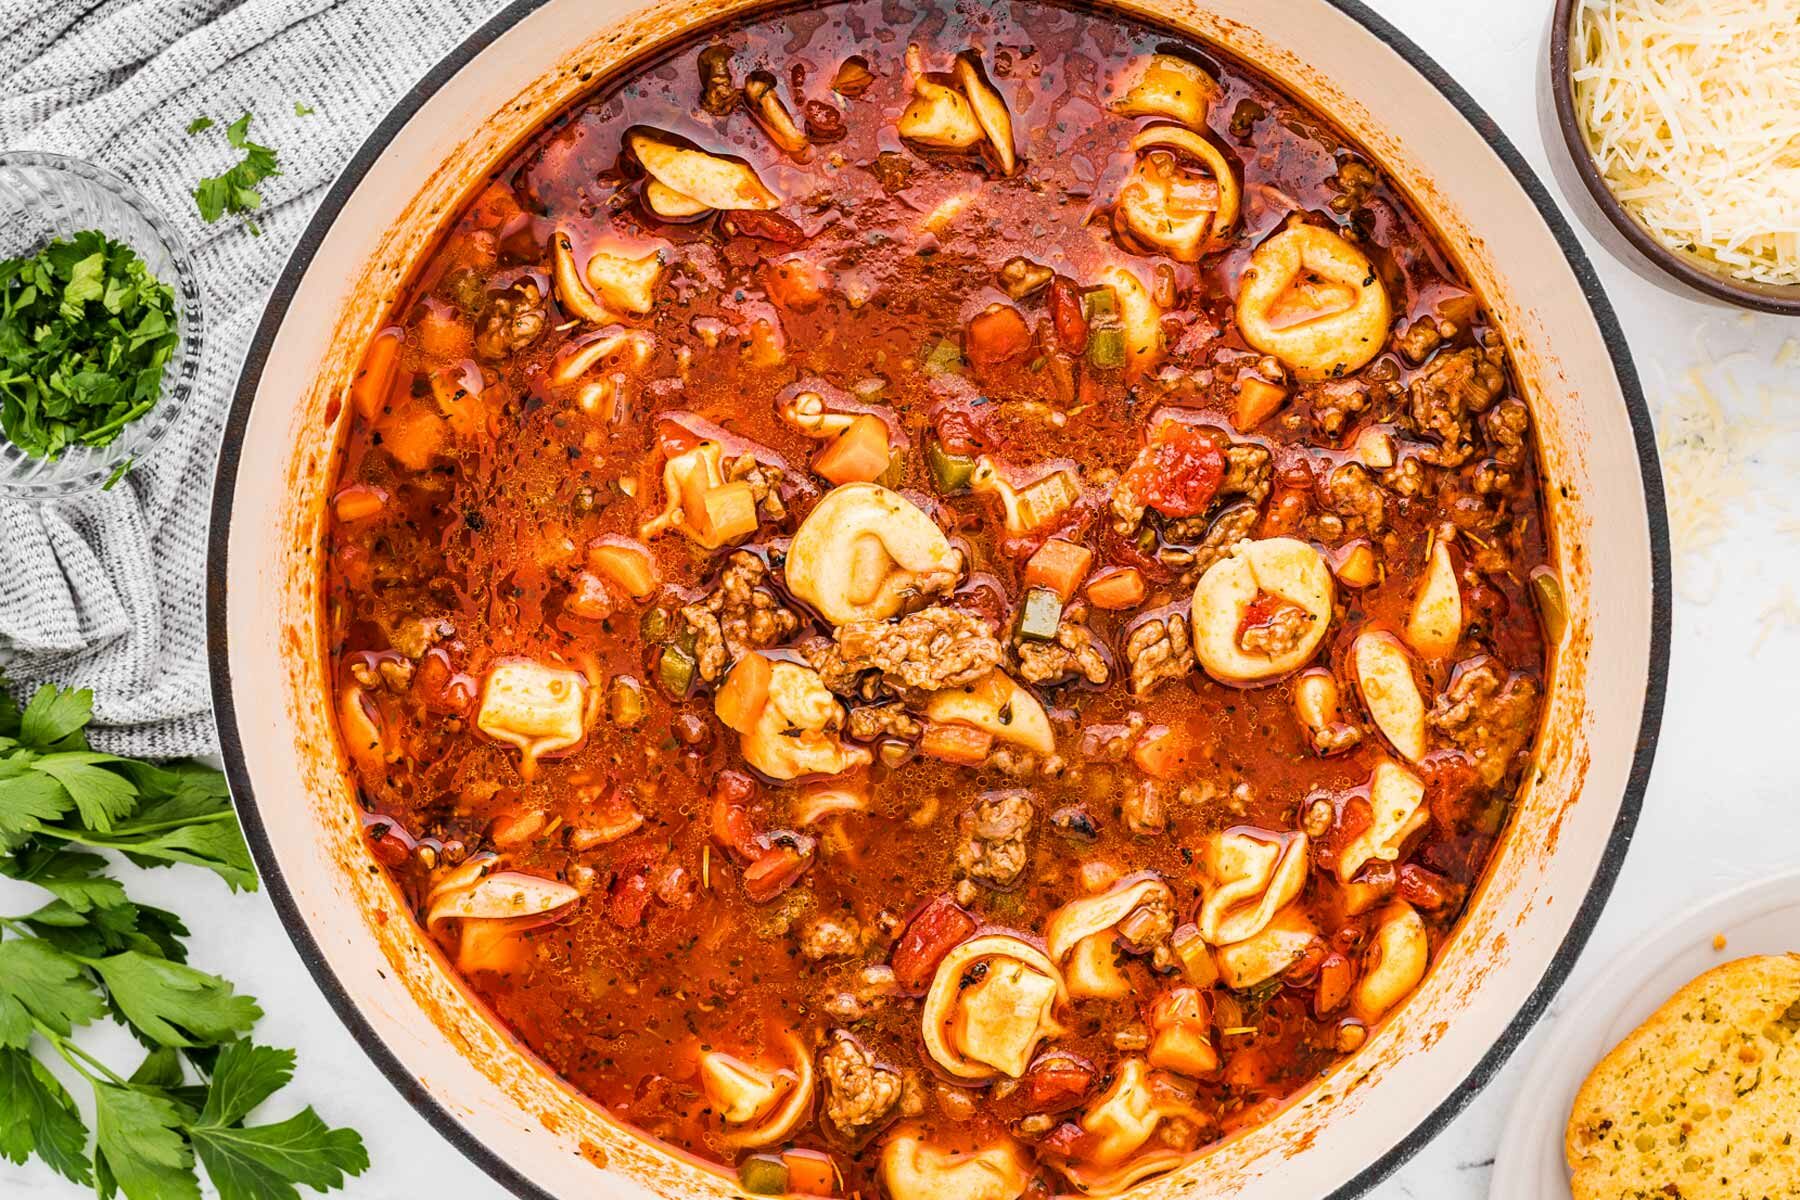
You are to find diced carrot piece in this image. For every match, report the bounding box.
[920,721,994,766]
[1232,375,1288,431]
[415,300,472,359]
[587,537,659,599]
[688,481,759,545]
[812,415,892,485]
[1131,723,1190,780]
[782,1149,838,1196]
[966,303,1032,367]
[715,652,773,734]
[350,328,402,422]
[379,405,446,472]
[1086,566,1146,610]
[1023,537,1093,601]
[430,368,487,439]
[332,484,388,523]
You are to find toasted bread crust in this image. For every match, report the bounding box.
[1565,953,1800,1200]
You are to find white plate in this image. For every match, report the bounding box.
[1492,870,1800,1198]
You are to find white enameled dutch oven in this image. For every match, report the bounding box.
[208,1,1670,1196]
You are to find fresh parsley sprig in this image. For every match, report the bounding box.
[0,231,179,466]
[189,112,282,236]
[0,681,369,1198]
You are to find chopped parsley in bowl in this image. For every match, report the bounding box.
[0,153,203,498]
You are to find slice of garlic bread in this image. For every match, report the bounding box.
[1565,953,1800,1200]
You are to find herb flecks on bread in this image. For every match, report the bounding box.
[1566,953,1800,1200]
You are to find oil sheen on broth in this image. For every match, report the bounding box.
[325,1,1553,1195]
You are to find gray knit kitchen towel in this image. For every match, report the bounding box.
[0,0,505,756]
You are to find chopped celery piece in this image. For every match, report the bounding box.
[656,643,697,697]
[927,441,977,493]
[737,1155,790,1195]
[1018,586,1064,641]
[1088,328,1126,369]
[921,338,964,375]
[1081,286,1118,321]
[640,607,673,642]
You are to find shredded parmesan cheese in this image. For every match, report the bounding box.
[1571,0,1800,286]
[1654,324,1800,601]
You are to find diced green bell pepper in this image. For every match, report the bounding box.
[927,440,977,493]
[656,644,697,698]
[737,1155,789,1195]
[1087,327,1126,370]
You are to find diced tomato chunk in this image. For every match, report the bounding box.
[1048,278,1088,353]
[742,841,814,902]
[1121,421,1225,518]
[1314,950,1355,1016]
[1023,1054,1096,1109]
[1398,863,1458,911]
[710,770,765,864]
[608,870,654,927]
[890,894,976,988]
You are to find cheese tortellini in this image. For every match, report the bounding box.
[923,670,1056,756]
[1113,125,1239,261]
[638,439,761,550]
[1197,827,1310,946]
[1045,875,1176,999]
[897,46,1018,174]
[880,1127,1031,1200]
[1336,760,1429,883]
[738,661,872,781]
[1352,630,1428,761]
[1060,1058,1199,1194]
[786,483,962,626]
[1213,905,1319,991]
[1190,536,1335,683]
[921,934,1066,1079]
[697,1033,815,1146]
[475,658,594,773]
[629,130,780,215]
[1352,901,1430,1022]
[1236,223,1392,381]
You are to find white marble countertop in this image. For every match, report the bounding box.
[6,0,1800,1197]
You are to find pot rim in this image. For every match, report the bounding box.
[205,1,1672,1197]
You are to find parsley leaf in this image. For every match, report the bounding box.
[185,116,214,135]
[0,937,106,1046]
[93,1083,200,1200]
[32,751,137,831]
[87,953,262,1048]
[0,847,129,911]
[0,1047,92,1185]
[293,102,314,117]
[198,1040,294,1125]
[193,1107,370,1200]
[191,112,281,235]
[0,680,369,1196]
[19,683,95,747]
[0,236,179,461]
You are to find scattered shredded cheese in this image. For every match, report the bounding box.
[1571,0,1800,286]
[1754,585,1800,652]
[1654,324,1800,603]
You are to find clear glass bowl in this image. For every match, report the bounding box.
[0,151,205,499]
